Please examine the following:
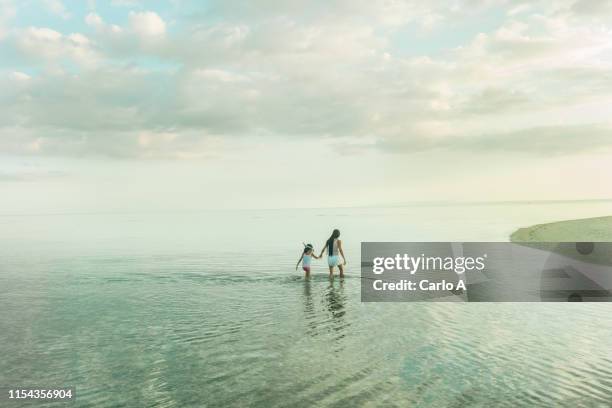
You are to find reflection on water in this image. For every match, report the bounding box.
[325,279,348,351]
[325,279,346,318]
[302,278,349,346]
[302,279,317,338]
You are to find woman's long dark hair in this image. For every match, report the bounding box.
[326,229,340,254]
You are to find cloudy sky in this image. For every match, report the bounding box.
[1,0,612,212]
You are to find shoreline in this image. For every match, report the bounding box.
[510,215,612,242]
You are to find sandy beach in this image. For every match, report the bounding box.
[511,216,612,242]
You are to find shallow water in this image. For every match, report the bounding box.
[2,202,612,407]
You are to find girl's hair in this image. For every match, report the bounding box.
[326,229,340,254]
[303,243,313,254]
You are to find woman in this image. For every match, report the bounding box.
[319,229,346,277]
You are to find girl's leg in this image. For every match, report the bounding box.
[338,264,344,278]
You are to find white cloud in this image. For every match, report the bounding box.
[11,71,30,81]
[377,123,612,156]
[570,0,612,16]
[85,12,103,29]
[0,0,16,39]
[43,0,70,19]
[15,26,100,67]
[85,12,122,34]
[507,4,531,16]
[2,0,612,160]
[193,68,248,83]
[128,11,165,38]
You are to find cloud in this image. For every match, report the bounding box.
[10,70,30,80]
[0,168,66,182]
[468,125,612,154]
[84,10,166,54]
[1,1,612,159]
[459,88,532,114]
[85,12,104,30]
[43,0,71,19]
[128,11,165,38]
[377,124,612,155]
[570,0,612,16]
[0,0,16,40]
[0,126,224,159]
[6,26,101,68]
[0,67,174,131]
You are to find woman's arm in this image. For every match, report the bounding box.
[296,253,304,270]
[338,240,347,265]
[318,244,326,258]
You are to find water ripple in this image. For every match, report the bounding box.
[2,256,612,407]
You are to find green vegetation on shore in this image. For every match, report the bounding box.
[511,216,612,242]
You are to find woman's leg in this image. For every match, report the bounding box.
[328,265,334,277]
[338,264,344,278]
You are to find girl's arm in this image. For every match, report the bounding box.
[338,240,347,265]
[296,253,304,270]
[312,252,321,259]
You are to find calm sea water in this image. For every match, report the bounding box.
[2,202,612,407]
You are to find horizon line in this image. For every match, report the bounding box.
[2,198,612,217]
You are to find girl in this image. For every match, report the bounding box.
[319,229,346,277]
[296,243,320,277]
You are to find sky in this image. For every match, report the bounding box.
[1,0,612,212]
